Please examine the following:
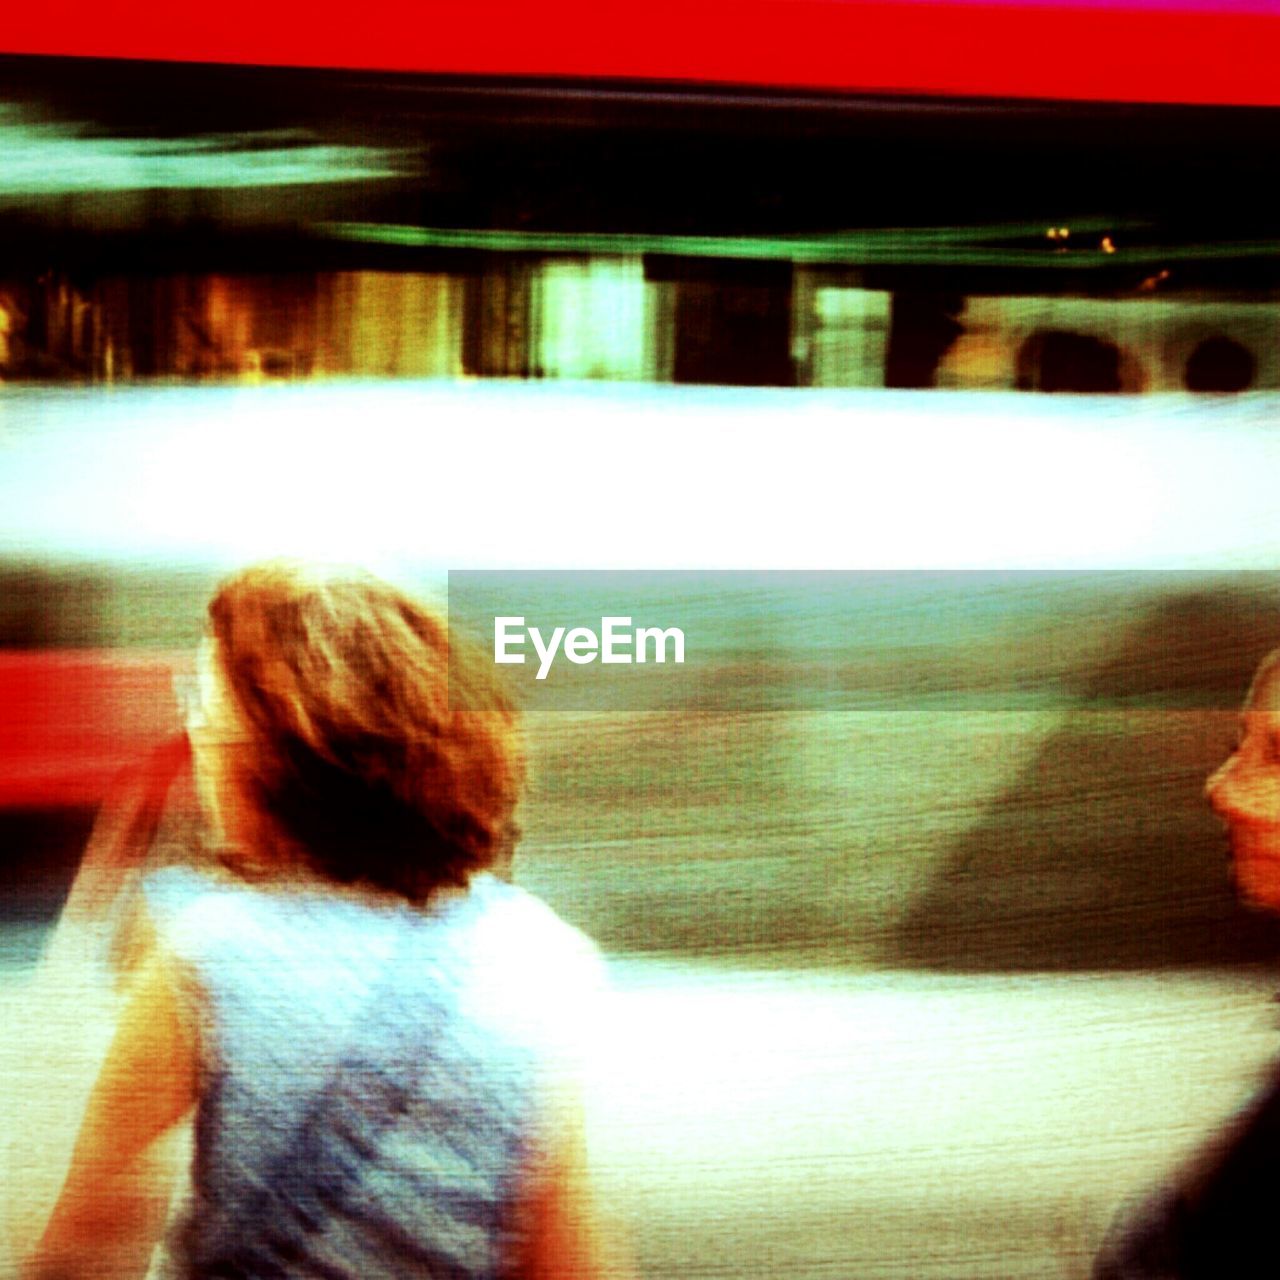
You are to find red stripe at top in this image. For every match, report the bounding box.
[1,1,1277,107]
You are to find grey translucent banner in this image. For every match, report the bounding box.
[447,570,1280,712]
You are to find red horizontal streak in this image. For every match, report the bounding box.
[1,2,1277,107]
[0,651,187,809]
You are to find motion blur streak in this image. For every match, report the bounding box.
[4,956,1280,1278]
[0,109,406,196]
[4,386,1280,1276]
[1,384,1278,569]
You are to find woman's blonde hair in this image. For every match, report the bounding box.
[206,561,523,898]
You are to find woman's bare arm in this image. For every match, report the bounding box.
[512,1085,636,1280]
[21,945,197,1280]
[1,752,181,1268]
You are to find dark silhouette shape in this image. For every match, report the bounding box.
[655,258,795,388]
[0,809,97,942]
[884,292,965,388]
[1185,335,1256,393]
[1017,328,1123,393]
[890,581,1280,970]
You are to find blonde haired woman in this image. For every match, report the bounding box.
[22,562,627,1280]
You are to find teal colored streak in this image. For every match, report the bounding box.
[0,114,406,195]
[323,220,1279,268]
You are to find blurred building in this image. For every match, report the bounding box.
[1,57,1276,393]
[938,294,1280,393]
[3,261,1275,393]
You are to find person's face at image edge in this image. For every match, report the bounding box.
[1207,651,1280,912]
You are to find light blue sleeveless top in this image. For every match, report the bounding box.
[144,867,603,1280]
